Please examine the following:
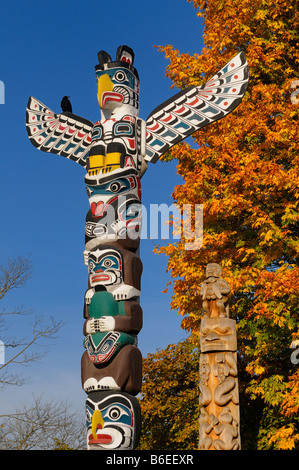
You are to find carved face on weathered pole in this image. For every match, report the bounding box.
[206,263,222,279]
[200,318,237,352]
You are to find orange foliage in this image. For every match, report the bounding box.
[154,0,299,449]
[138,339,199,450]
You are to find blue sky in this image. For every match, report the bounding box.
[0,1,204,416]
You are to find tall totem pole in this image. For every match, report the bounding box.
[199,263,240,450]
[25,45,249,450]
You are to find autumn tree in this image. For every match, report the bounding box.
[154,0,299,449]
[138,339,199,450]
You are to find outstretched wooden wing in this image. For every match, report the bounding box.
[26,96,94,167]
[145,52,249,163]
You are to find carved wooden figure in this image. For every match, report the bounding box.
[200,263,231,318]
[25,45,248,450]
[199,264,241,450]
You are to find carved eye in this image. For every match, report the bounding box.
[201,328,211,336]
[102,259,114,268]
[215,326,232,335]
[108,181,126,193]
[103,406,129,421]
[125,204,140,219]
[88,261,96,273]
[85,408,92,423]
[114,70,126,83]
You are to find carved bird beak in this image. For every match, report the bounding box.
[97,73,123,109]
[92,409,105,439]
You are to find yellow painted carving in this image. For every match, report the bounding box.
[97,74,114,108]
[91,409,105,439]
[88,152,122,175]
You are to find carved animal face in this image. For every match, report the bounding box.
[85,391,140,450]
[95,46,139,113]
[85,169,141,217]
[85,195,142,244]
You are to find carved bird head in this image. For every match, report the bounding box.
[95,45,139,115]
[86,391,140,450]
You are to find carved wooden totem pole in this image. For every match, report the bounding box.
[199,263,240,450]
[25,45,248,450]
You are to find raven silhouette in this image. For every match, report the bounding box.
[61,96,72,113]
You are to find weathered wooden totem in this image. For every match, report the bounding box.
[25,46,248,450]
[199,263,240,450]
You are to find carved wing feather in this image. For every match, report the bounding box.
[145,52,249,163]
[26,96,94,167]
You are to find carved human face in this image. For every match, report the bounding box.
[200,318,237,352]
[88,247,123,288]
[206,263,222,278]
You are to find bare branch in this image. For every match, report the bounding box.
[0,394,85,449]
[0,305,33,317]
[0,256,32,301]
[0,316,64,389]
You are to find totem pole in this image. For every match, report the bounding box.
[25,46,248,450]
[199,263,240,450]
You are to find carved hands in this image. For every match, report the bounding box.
[86,316,116,333]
